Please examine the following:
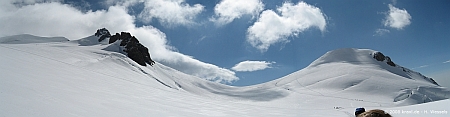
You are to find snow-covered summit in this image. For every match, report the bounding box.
[308,48,438,86]
[268,48,448,106]
[309,48,380,67]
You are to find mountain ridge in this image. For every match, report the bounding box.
[308,48,438,86]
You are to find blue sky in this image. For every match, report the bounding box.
[1,0,449,87]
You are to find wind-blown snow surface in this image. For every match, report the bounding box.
[1,35,449,117]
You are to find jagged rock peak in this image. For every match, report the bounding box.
[95,28,111,42]
[373,52,385,61]
[372,51,395,67]
[94,28,155,66]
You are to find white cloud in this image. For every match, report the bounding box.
[102,0,204,27]
[0,1,238,84]
[232,61,275,72]
[210,0,264,26]
[443,60,450,64]
[0,2,131,40]
[384,4,411,30]
[138,0,204,27]
[374,28,390,36]
[247,1,326,52]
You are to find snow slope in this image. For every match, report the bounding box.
[1,35,449,117]
[264,48,449,106]
[0,34,68,44]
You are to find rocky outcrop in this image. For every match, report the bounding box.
[372,51,395,67]
[114,32,155,66]
[109,33,120,44]
[372,51,440,86]
[95,28,155,66]
[430,78,440,86]
[95,28,111,42]
[385,56,395,67]
[373,52,385,61]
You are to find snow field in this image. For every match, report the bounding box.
[1,35,449,117]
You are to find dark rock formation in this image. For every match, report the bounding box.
[373,51,396,67]
[95,28,155,66]
[372,51,439,86]
[373,52,385,61]
[385,56,396,67]
[430,78,440,86]
[95,28,111,42]
[109,33,120,44]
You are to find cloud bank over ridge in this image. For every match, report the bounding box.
[0,0,238,83]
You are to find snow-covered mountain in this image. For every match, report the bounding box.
[1,33,449,117]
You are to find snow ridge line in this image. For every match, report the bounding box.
[0,44,234,104]
[0,44,179,93]
[0,44,293,110]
